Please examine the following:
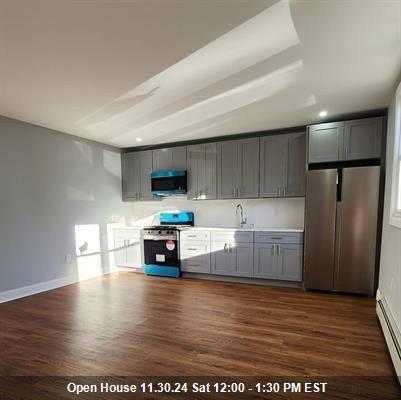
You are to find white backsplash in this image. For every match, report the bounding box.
[129,196,305,228]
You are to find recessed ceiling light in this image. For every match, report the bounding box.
[319,110,328,117]
[136,138,142,142]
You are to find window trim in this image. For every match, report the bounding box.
[389,82,401,229]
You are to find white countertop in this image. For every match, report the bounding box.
[183,226,304,232]
[115,225,303,233]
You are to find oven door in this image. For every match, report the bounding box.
[144,239,179,267]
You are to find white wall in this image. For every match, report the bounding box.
[0,116,131,293]
[378,82,401,332]
[128,196,305,228]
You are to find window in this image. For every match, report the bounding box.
[390,82,401,228]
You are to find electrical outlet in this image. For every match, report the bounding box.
[65,254,72,263]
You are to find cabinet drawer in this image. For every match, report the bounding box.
[180,241,210,259]
[180,230,210,241]
[114,228,142,240]
[211,230,253,243]
[254,232,303,244]
[181,259,211,273]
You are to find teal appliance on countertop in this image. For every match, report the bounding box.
[143,211,194,278]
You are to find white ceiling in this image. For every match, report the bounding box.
[1,0,400,148]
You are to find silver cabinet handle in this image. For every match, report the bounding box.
[195,190,198,199]
[228,244,232,253]
[187,235,197,238]
[278,244,281,255]
[187,248,197,251]
[271,237,282,240]
[224,243,227,252]
[199,189,202,198]
[273,244,277,255]
[271,245,274,256]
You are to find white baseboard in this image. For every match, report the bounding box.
[0,271,108,304]
[376,290,401,384]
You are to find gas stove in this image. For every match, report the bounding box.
[143,211,194,278]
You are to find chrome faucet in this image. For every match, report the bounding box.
[235,204,247,227]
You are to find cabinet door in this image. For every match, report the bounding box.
[260,135,288,197]
[122,152,140,201]
[114,238,127,267]
[217,141,238,199]
[344,117,382,160]
[308,122,344,163]
[238,138,259,198]
[152,146,187,171]
[138,150,153,200]
[277,244,303,282]
[126,238,142,268]
[152,148,171,171]
[180,241,211,273]
[211,242,236,275]
[233,243,254,277]
[203,143,217,200]
[186,145,200,200]
[286,132,306,197]
[171,146,187,170]
[254,243,277,279]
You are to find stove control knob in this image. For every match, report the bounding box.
[158,230,161,234]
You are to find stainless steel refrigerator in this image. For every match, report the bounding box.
[304,166,380,296]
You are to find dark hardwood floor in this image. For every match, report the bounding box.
[0,272,399,398]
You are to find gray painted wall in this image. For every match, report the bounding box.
[0,116,130,292]
[378,82,401,332]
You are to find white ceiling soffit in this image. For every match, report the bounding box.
[0,0,400,147]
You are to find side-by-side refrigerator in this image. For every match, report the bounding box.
[304,166,380,296]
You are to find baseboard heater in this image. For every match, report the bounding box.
[376,296,401,384]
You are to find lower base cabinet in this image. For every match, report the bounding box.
[180,241,211,273]
[254,243,303,281]
[114,229,142,268]
[211,241,253,277]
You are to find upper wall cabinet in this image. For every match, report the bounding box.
[308,117,383,163]
[308,122,344,163]
[122,150,153,201]
[260,132,306,197]
[187,143,217,200]
[217,138,259,199]
[344,117,383,160]
[152,146,187,171]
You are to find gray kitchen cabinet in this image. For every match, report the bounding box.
[217,138,259,199]
[187,143,217,200]
[254,232,303,282]
[308,122,344,163]
[122,150,153,201]
[211,241,253,277]
[260,132,305,197]
[287,133,306,196]
[277,244,303,281]
[152,146,187,171]
[238,138,260,198]
[217,140,238,199]
[254,243,276,279]
[260,135,288,197]
[344,117,382,160]
[122,152,140,200]
[308,117,383,163]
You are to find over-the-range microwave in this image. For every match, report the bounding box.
[151,170,187,196]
